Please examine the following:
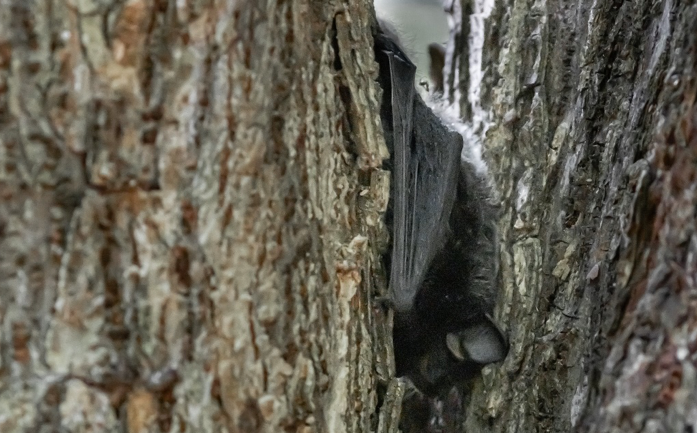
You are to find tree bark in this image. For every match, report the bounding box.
[4,0,696,431]
[0,1,398,432]
[441,0,697,431]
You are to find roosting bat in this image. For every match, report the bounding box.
[374,25,508,397]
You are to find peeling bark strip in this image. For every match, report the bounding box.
[438,0,697,431]
[0,1,395,432]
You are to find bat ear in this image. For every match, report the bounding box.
[427,43,445,93]
[445,315,508,364]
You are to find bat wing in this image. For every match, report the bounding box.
[391,99,463,313]
[376,35,464,314]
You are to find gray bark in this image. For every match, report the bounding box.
[441,0,697,431]
[0,1,397,432]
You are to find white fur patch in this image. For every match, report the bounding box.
[426,95,489,178]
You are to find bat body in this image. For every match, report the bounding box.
[374,27,508,397]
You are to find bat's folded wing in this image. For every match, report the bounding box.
[390,97,463,313]
[374,31,464,315]
[383,46,414,313]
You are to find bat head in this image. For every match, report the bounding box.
[445,315,508,364]
[407,316,508,396]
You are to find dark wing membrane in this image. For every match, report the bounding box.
[383,49,417,313]
[374,31,463,314]
[390,98,463,313]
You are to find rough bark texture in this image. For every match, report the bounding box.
[5,0,696,431]
[0,1,400,432]
[441,0,697,431]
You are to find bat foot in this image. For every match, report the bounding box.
[374,295,395,310]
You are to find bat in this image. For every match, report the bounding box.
[374,24,508,397]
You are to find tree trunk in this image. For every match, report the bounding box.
[441,0,697,431]
[4,0,696,431]
[0,1,399,432]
